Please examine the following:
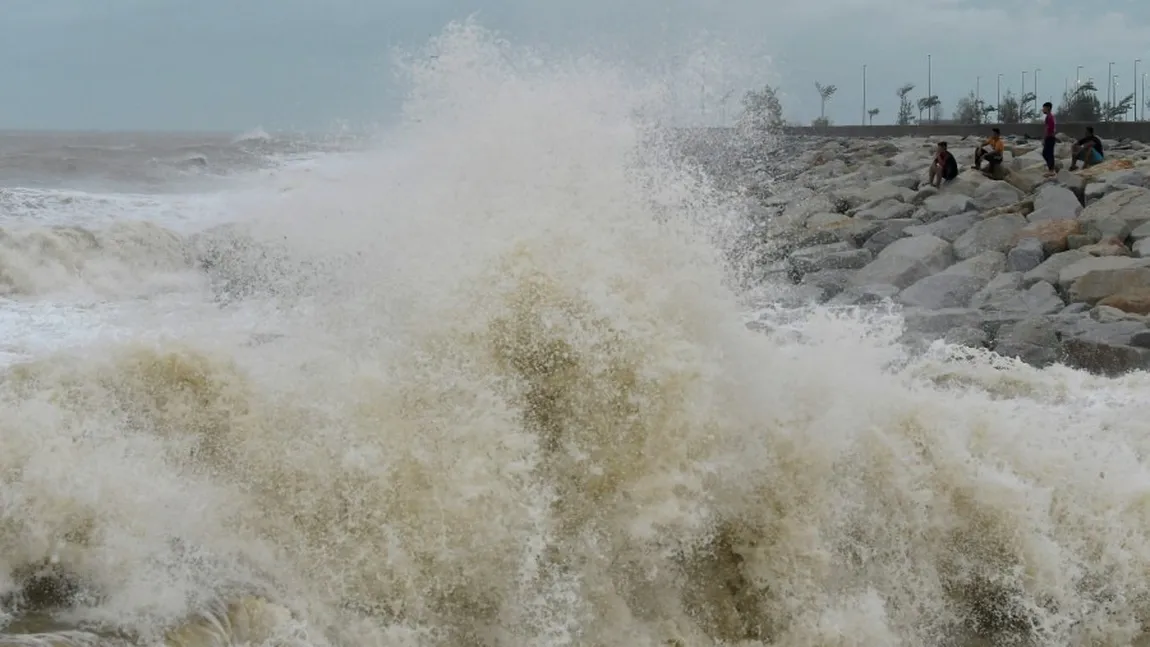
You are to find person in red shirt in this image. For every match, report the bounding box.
[1041,102,1057,177]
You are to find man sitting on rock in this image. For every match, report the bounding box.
[928,141,959,188]
[1069,126,1104,171]
[973,127,1005,172]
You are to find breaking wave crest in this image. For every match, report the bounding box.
[4,20,1150,647]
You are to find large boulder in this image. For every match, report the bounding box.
[1027,184,1082,222]
[903,212,979,243]
[952,213,1028,260]
[1013,219,1082,255]
[922,193,976,221]
[993,318,1062,368]
[1079,187,1150,239]
[972,181,1025,210]
[896,251,1005,309]
[855,199,917,221]
[1022,250,1091,287]
[851,234,955,289]
[788,242,874,278]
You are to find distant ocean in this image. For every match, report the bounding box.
[2,21,1150,647]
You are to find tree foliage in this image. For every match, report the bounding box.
[1057,81,1102,122]
[867,107,880,124]
[1106,93,1136,121]
[736,84,784,143]
[815,82,837,119]
[952,92,982,124]
[998,91,1021,123]
[896,83,916,126]
[916,95,941,123]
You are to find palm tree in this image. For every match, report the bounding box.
[815,82,837,120]
[867,107,880,125]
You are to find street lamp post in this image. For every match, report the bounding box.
[1109,61,1115,111]
[862,64,867,125]
[1143,73,1147,121]
[1114,75,1121,121]
[1136,59,1142,120]
[1022,71,1027,119]
[976,75,981,122]
[1076,65,1083,86]
[927,54,932,123]
[1034,68,1040,117]
[997,73,1002,121]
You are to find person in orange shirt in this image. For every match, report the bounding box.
[973,127,1005,172]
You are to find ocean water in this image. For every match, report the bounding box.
[3,21,1150,647]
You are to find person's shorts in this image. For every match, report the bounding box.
[984,151,1003,165]
[1081,148,1103,164]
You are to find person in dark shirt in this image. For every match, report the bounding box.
[1069,126,1104,171]
[1041,102,1057,177]
[929,141,959,188]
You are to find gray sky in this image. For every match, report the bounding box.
[3,0,1150,131]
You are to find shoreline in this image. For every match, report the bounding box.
[731,130,1150,376]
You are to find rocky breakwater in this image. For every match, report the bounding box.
[757,133,1150,375]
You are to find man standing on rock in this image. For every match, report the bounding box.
[973,127,1005,172]
[1041,101,1057,177]
[929,141,959,188]
[1069,126,1104,171]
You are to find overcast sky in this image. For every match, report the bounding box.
[3,0,1150,131]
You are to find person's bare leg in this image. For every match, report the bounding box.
[929,164,939,188]
[973,147,983,170]
[1069,145,1081,171]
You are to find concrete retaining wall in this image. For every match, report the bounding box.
[779,122,1150,140]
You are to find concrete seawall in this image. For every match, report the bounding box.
[674,123,1150,141]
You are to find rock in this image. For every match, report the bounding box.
[973,279,1065,334]
[904,212,979,243]
[1066,234,1096,250]
[855,181,914,205]
[1062,263,1150,305]
[972,181,1025,210]
[799,269,854,302]
[1079,187,1150,237]
[1096,169,1150,187]
[862,220,920,255]
[855,199,917,221]
[1078,237,1130,257]
[1004,170,1040,195]
[993,318,1061,368]
[788,242,874,278]
[805,212,851,228]
[1023,250,1091,287]
[1133,238,1150,258]
[912,185,939,204]
[952,213,1027,260]
[901,307,984,336]
[852,235,955,289]
[1057,256,1150,291]
[1027,184,1082,222]
[922,193,975,222]
[896,251,1005,309]
[1090,305,1145,324]
[1084,182,1113,205]
[944,326,990,348]
[1130,221,1150,241]
[1013,219,1081,255]
[1007,238,1045,272]
[827,284,900,306]
[825,219,885,246]
[1051,170,1087,202]
[1052,315,1150,375]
